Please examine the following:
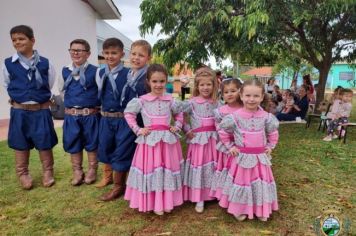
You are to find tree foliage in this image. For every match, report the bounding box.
[140,0,356,104]
[140,0,277,69]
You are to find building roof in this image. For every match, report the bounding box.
[82,0,121,19]
[242,66,273,78]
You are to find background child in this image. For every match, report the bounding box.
[182,66,219,213]
[61,39,100,186]
[281,91,295,114]
[97,39,150,201]
[124,64,184,215]
[218,79,279,221]
[210,78,242,200]
[1,25,57,189]
[323,88,353,141]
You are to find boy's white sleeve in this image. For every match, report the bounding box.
[48,63,56,90]
[1,63,10,89]
[57,68,65,100]
[95,68,103,91]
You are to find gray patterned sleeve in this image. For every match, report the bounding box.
[219,114,236,132]
[124,98,142,114]
[265,113,279,134]
[171,99,183,114]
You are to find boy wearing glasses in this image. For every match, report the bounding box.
[60,39,100,186]
[1,25,57,190]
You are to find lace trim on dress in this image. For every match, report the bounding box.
[126,162,184,193]
[183,161,215,189]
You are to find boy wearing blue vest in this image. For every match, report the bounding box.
[61,39,100,186]
[1,25,57,190]
[97,38,151,201]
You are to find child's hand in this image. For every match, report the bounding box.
[265,147,272,156]
[169,126,179,133]
[229,147,239,156]
[186,131,195,140]
[138,127,151,136]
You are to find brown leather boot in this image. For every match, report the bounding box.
[39,150,55,187]
[84,151,98,184]
[99,171,127,201]
[71,152,84,186]
[15,150,33,190]
[95,164,113,188]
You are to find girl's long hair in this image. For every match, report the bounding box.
[192,66,218,101]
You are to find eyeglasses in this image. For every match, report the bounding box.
[68,49,88,54]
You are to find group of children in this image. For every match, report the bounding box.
[322,86,353,141]
[2,25,280,221]
[123,66,279,221]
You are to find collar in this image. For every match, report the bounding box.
[11,52,40,63]
[237,106,266,118]
[65,61,88,71]
[140,93,172,101]
[220,104,241,113]
[192,96,214,104]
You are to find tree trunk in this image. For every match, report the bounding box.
[316,64,331,109]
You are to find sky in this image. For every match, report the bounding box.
[107,0,161,45]
[107,0,232,69]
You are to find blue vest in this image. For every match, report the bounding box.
[99,67,130,112]
[62,64,100,108]
[5,56,51,103]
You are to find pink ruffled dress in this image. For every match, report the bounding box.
[210,105,241,200]
[182,97,219,202]
[124,94,184,212]
[218,107,279,219]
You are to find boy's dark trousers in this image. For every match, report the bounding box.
[181,87,190,100]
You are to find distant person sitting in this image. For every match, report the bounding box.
[276,85,309,121]
[265,78,276,94]
[281,90,295,114]
[180,70,190,100]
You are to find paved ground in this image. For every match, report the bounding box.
[0,119,63,141]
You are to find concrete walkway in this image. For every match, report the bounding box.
[0,119,63,141]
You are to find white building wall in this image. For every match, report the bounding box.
[0,0,99,119]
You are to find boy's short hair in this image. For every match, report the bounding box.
[70,39,90,52]
[103,38,124,50]
[10,25,34,39]
[131,40,152,56]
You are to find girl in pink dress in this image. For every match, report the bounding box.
[210,78,242,200]
[124,64,184,215]
[182,67,219,213]
[218,80,279,221]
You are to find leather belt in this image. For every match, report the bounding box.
[65,107,99,116]
[11,101,52,111]
[100,111,124,118]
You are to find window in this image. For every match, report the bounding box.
[339,72,354,80]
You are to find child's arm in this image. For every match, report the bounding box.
[171,99,184,133]
[124,98,143,135]
[48,63,56,91]
[218,114,236,150]
[1,63,10,89]
[95,68,104,95]
[265,113,279,150]
[182,100,193,135]
[339,103,352,118]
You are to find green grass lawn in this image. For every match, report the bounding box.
[0,106,355,235]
